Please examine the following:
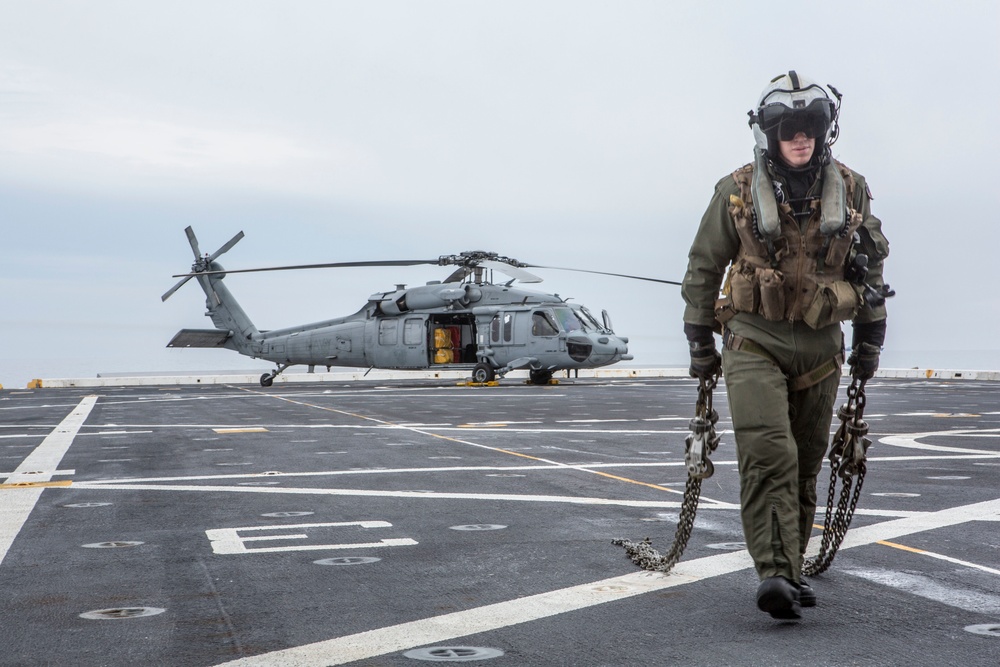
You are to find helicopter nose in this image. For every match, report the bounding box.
[579,333,630,365]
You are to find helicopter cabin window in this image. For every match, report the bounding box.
[531,311,559,337]
[378,319,398,345]
[490,312,515,343]
[403,318,423,346]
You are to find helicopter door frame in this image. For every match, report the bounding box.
[490,310,528,351]
[371,315,428,369]
[527,308,563,355]
[428,313,476,366]
[490,311,514,347]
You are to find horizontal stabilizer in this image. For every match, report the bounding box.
[167,329,233,348]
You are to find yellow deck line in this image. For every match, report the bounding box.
[0,480,73,489]
[213,427,269,434]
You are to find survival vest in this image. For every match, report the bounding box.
[717,157,865,329]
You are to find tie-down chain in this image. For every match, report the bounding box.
[614,374,872,577]
[612,374,720,573]
[802,375,871,576]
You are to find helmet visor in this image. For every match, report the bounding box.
[759,99,832,141]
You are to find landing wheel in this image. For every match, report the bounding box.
[529,369,553,385]
[260,373,274,387]
[472,363,496,384]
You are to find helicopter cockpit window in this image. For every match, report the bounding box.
[531,311,559,337]
[575,306,604,332]
[551,307,584,333]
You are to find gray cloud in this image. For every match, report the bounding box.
[2,0,997,387]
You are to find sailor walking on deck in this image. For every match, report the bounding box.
[681,70,891,620]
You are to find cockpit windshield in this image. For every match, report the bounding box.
[532,306,606,336]
[574,306,606,332]
[551,307,585,333]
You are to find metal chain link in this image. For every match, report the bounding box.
[612,476,704,573]
[612,375,718,574]
[802,376,870,576]
[615,374,874,577]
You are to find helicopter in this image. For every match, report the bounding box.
[162,227,680,386]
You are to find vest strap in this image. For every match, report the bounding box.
[787,352,844,392]
[722,328,779,365]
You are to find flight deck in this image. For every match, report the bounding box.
[2,376,999,666]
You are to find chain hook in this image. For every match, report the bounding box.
[686,374,721,479]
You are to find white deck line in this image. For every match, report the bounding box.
[0,396,97,566]
[23,367,1000,388]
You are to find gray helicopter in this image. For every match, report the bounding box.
[162,227,680,386]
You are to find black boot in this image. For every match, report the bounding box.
[798,580,816,608]
[756,576,802,620]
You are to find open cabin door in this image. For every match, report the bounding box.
[428,314,476,365]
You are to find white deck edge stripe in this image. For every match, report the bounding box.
[0,395,97,566]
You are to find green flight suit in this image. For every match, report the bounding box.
[681,163,889,582]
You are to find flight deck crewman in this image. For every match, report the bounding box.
[681,71,890,620]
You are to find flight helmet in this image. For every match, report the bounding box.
[749,70,841,159]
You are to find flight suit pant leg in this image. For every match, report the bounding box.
[789,367,842,562]
[722,347,802,582]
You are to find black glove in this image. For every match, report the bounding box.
[849,319,885,381]
[848,342,880,381]
[851,319,886,350]
[685,323,721,380]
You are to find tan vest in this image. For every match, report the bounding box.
[718,160,865,329]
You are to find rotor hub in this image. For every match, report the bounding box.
[438,251,527,268]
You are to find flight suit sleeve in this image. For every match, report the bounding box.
[850,172,890,325]
[681,176,742,328]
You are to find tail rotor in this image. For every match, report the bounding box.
[162,227,245,302]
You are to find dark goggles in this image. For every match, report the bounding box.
[759,99,832,141]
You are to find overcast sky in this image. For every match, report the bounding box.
[2,0,998,388]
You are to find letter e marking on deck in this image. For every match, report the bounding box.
[205,520,418,555]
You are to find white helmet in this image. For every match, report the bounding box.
[749,70,840,159]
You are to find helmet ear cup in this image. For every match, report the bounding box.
[826,98,840,146]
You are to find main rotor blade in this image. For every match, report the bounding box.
[171,258,439,278]
[443,266,473,283]
[480,260,543,284]
[184,226,202,261]
[523,264,682,286]
[161,275,192,302]
[207,231,245,263]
